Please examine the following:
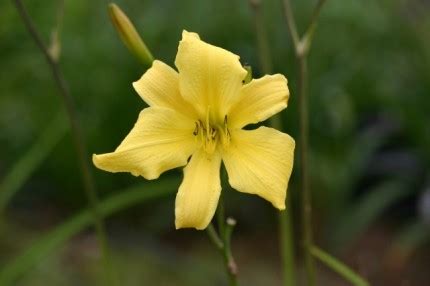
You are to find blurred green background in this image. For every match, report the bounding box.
[1,0,430,285]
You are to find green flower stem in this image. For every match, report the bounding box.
[278,206,296,286]
[206,223,224,249]
[217,195,226,236]
[297,54,315,286]
[249,0,296,285]
[206,169,238,285]
[310,246,370,286]
[206,220,238,286]
[206,198,239,286]
[223,217,238,281]
[304,0,328,48]
[281,0,329,285]
[248,0,273,74]
[281,1,371,285]
[12,1,115,285]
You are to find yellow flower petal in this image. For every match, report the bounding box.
[132,60,197,117]
[93,107,196,180]
[175,149,222,230]
[228,74,289,129]
[223,127,295,209]
[175,30,247,122]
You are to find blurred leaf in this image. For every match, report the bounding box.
[0,113,67,214]
[0,177,179,285]
[339,120,396,199]
[392,220,430,256]
[384,220,430,275]
[330,180,409,249]
[314,120,395,219]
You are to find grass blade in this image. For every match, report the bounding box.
[0,114,67,213]
[310,245,369,286]
[0,177,179,285]
[330,180,409,248]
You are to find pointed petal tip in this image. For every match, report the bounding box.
[181,30,200,40]
[131,59,160,86]
[92,153,101,168]
[290,136,296,147]
[276,202,286,210]
[92,153,114,174]
[270,73,290,102]
[272,194,287,210]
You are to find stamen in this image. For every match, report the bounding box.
[193,122,199,136]
[192,111,231,154]
[205,106,211,135]
[222,115,231,148]
[211,128,217,139]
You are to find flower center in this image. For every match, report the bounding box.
[193,110,230,154]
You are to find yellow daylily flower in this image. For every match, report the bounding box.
[93,31,295,230]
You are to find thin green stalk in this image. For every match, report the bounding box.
[249,0,273,74]
[281,0,329,285]
[310,246,369,286]
[304,0,328,45]
[223,217,238,286]
[281,1,370,284]
[208,198,238,286]
[12,1,115,285]
[206,223,224,249]
[207,179,238,286]
[279,204,296,285]
[217,195,226,236]
[297,54,315,286]
[281,0,300,54]
[249,0,296,285]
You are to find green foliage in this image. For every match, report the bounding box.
[329,180,410,249]
[0,178,178,285]
[1,0,429,284]
[0,113,67,214]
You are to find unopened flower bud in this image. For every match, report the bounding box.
[108,3,154,67]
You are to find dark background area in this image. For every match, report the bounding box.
[1,0,429,285]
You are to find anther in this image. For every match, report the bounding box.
[211,128,217,139]
[193,122,199,136]
[223,115,231,139]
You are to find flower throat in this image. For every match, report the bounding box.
[193,107,231,154]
